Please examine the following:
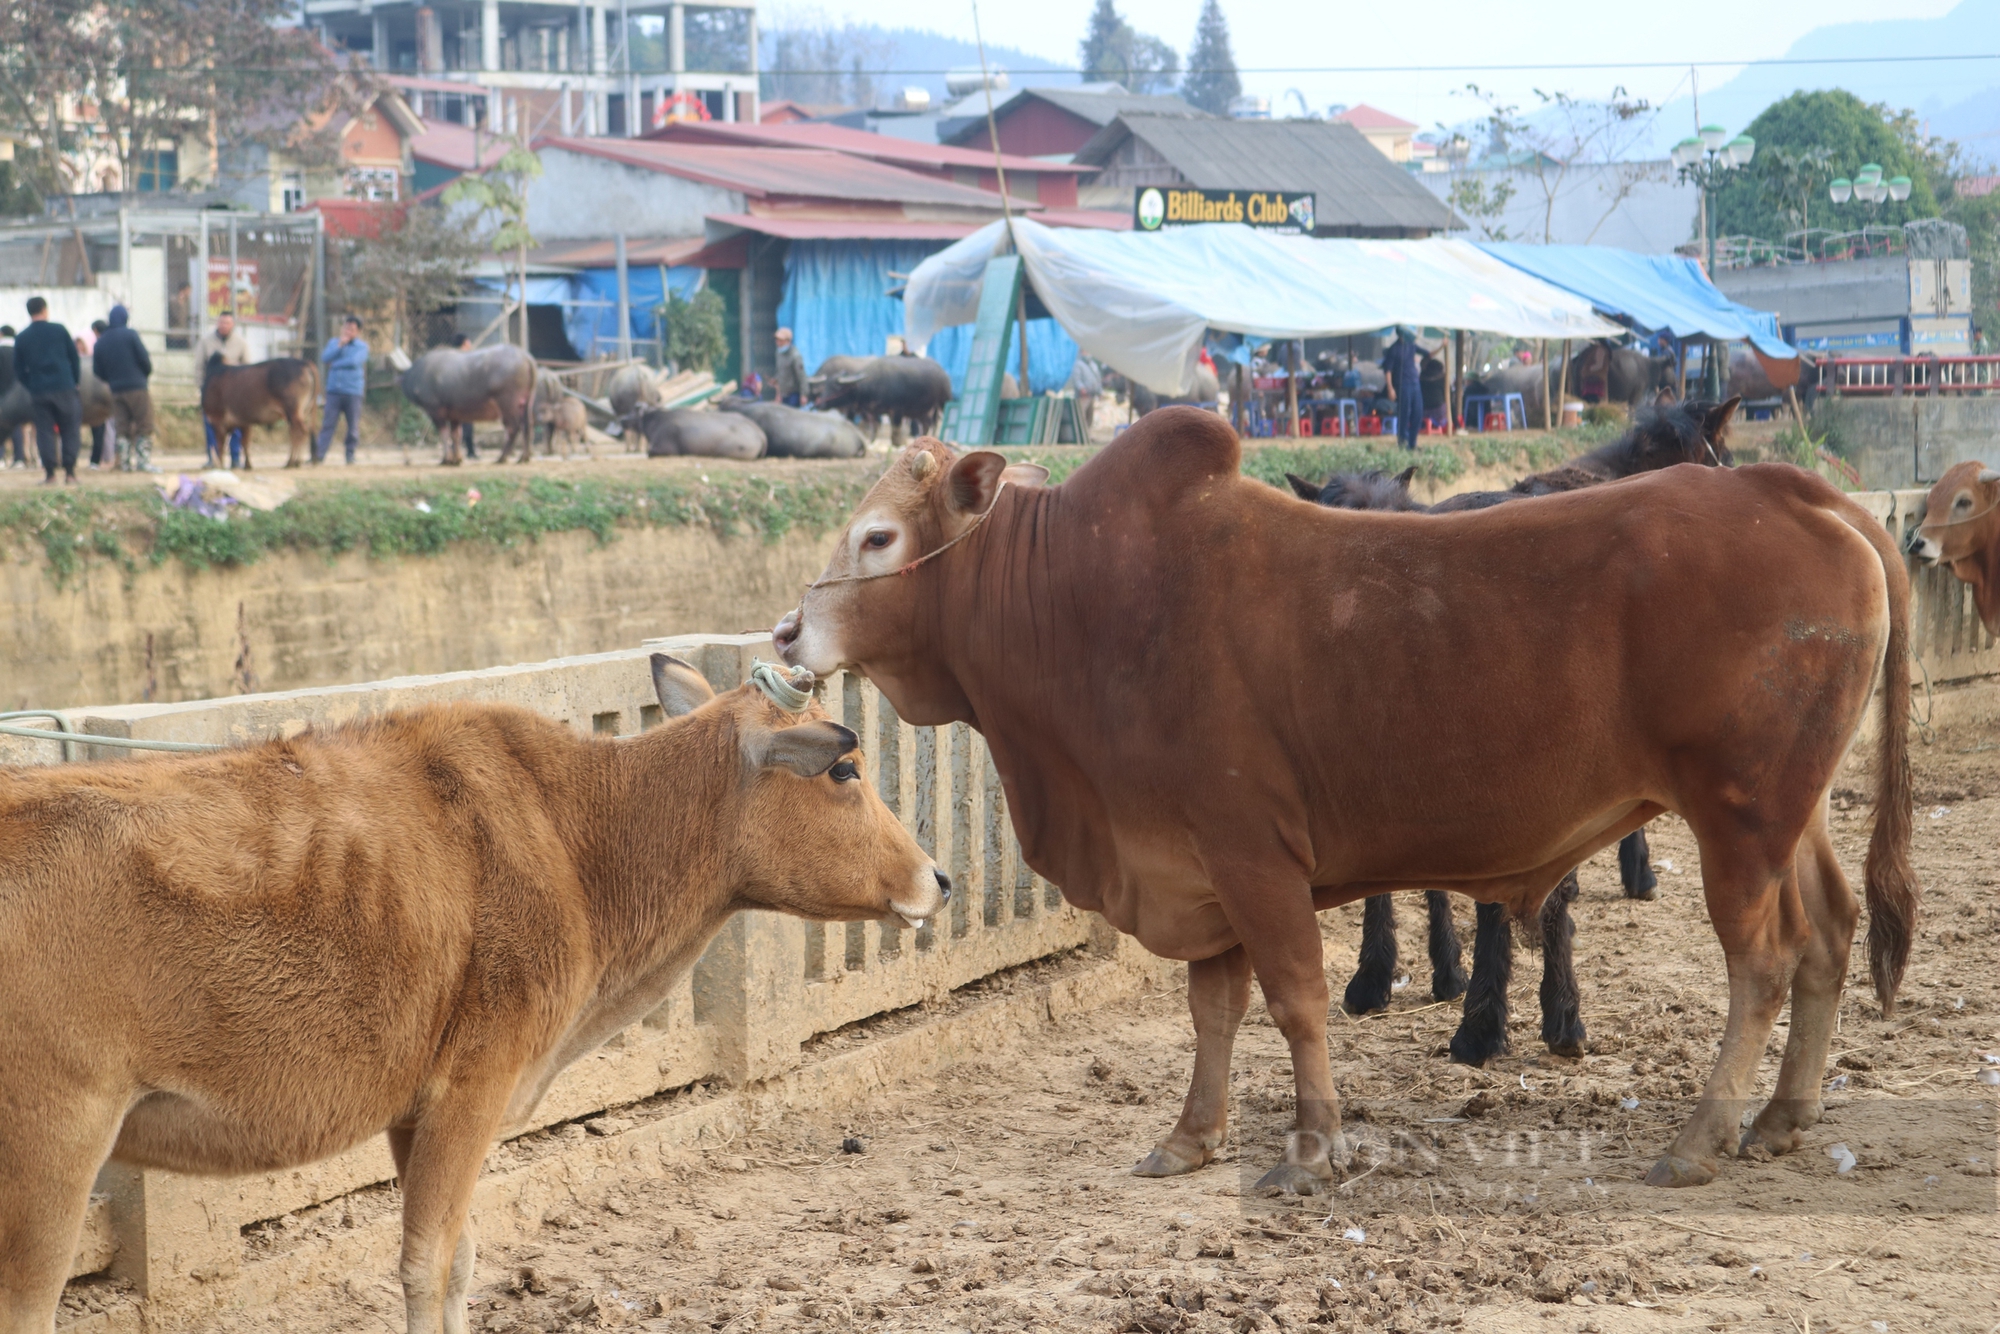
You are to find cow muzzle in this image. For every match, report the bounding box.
[1904,527,1943,564]
[890,866,950,930]
[774,608,802,656]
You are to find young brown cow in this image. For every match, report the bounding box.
[1907,459,2000,635]
[0,658,946,1334]
[200,355,319,469]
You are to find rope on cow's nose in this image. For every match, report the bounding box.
[749,659,816,711]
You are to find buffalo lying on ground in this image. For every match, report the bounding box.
[202,356,319,468]
[813,355,953,441]
[635,406,766,459]
[401,344,537,465]
[719,399,866,458]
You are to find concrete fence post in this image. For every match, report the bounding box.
[97,1163,240,1312]
[693,911,808,1084]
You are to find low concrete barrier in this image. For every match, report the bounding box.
[45,633,1102,1326]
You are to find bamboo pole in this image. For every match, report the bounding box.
[1557,338,1571,426]
[1287,340,1301,437]
[1539,339,1551,430]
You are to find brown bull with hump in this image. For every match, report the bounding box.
[775,407,1919,1195]
[0,658,947,1334]
[1907,459,2000,635]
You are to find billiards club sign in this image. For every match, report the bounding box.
[1134,187,1316,234]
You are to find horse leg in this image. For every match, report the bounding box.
[1340,894,1398,1016]
[1538,870,1587,1057]
[1619,828,1658,900]
[1449,901,1513,1065]
[1645,835,1800,1187]
[1426,890,1467,1001]
[1134,946,1251,1178]
[1742,807,1856,1159]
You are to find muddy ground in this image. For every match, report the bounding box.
[199,729,1998,1334]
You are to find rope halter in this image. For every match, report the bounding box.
[749,658,816,711]
[807,481,1011,590]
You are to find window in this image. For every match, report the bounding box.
[137,148,177,192]
[344,166,399,202]
[279,171,306,213]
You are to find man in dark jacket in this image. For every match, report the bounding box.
[1378,326,1422,451]
[91,304,156,472]
[15,296,82,484]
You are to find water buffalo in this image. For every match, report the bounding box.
[0,353,112,443]
[202,356,319,469]
[1128,362,1222,417]
[814,355,953,441]
[718,399,867,458]
[777,419,1915,1193]
[1286,398,1743,1064]
[1470,346,1676,422]
[635,406,766,459]
[0,656,947,1334]
[1907,459,2000,635]
[608,364,661,419]
[401,343,537,466]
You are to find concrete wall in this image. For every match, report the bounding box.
[1817,396,2000,490]
[0,523,831,713]
[526,147,741,241]
[49,633,1104,1326]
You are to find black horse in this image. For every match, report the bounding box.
[1286,396,1740,1064]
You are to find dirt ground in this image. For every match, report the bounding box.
[187,728,2000,1334]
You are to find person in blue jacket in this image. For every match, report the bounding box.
[1379,326,1423,450]
[313,315,369,464]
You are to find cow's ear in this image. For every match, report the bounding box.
[945,450,1009,515]
[1705,396,1741,441]
[650,654,713,718]
[1285,472,1322,501]
[748,720,857,778]
[1001,463,1049,487]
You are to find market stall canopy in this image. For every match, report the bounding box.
[905,218,1622,395]
[1477,243,1795,358]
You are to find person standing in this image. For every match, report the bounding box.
[92,304,156,473]
[1379,326,1423,451]
[16,297,83,485]
[773,327,806,407]
[314,315,369,465]
[196,310,249,466]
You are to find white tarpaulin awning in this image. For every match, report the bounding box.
[905,218,1624,395]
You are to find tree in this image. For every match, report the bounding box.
[659,287,728,375]
[1180,0,1239,116]
[0,0,343,198]
[1077,0,1179,96]
[1754,145,1836,238]
[1447,175,1516,241]
[1712,90,1939,240]
[760,14,887,109]
[443,143,543,351]
[332,201,483,355]
[1457,85,1665,244]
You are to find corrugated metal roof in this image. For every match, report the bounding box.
[705,215,982,241]
[529,236,712,268]
[539,136,1023,209]
[412,122,513,172]
[1073,115,1459,235]
[644,120,1089,176]
[941,87,1206,144]
[1032,208,1132,230]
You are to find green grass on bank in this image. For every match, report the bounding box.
[4,429,1624,586]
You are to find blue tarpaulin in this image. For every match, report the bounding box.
[476,268,702,360]
[1477,243,1795,358]
[929,318,1079,397]
[777,239,947,373]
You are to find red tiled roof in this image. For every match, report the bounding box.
[1334,104,1417,132]
[642,119,1090,175]
[537,135,1034,209]
[1033,208,1132,230]
[704,214,984,241]
[529,236,713,267]
[412,121,513,172]
[1958,175,1999,199]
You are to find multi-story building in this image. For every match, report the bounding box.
[304,0,758,139]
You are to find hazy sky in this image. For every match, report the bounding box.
[772,0,1975,132]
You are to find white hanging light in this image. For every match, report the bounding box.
[1699,123,1728,152]
[1829,177,1853,203]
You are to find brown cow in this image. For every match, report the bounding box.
[1907,459,2000,635]
[774,413,1917,1195]
[201,355,319,469]
[0,657,947,1334]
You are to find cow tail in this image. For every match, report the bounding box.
[1858,509,1918,1016]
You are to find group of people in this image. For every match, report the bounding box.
[5,297,159,484]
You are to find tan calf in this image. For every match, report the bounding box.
[0,657,946,1334]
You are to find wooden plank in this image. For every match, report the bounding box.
[938,256,1022,447]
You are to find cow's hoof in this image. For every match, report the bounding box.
[285,460,301,469]
[1449,1025,1509,1067]
[1643,1154,1717,1188]
[1432,962,1468,1004]
[1542,1015,1586,1058]
[1740,1101,1819,1158]
[1253,1161,1331,1196]
[1132,1142,1208,1177]
[1341,974,1392,1017]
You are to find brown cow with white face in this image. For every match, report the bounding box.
[776,411,1917,1197]
[1907,459,2000,635]
[0,658,945,1334]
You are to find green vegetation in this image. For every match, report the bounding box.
[1,427,1645,585]
[1715,90,1941,239]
